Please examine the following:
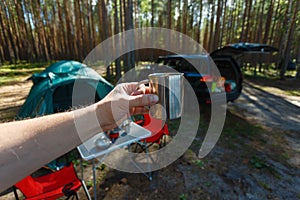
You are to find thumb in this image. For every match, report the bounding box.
[129,94,159,107]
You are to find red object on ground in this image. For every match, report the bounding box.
[136,114,169,144]
[14,164,87,200]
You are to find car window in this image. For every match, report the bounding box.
[169,58,211,74]
[158,56,214,75]
[177,59,198,72]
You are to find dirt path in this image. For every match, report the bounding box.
[229,80,300,167]
[229,80,300,131]
[0,81,32,122]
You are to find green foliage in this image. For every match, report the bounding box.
[249,155,281,179]
[179,193,187,200]
[194,159,205,168]
[204,181,211,187]
[86,180,93,188]
[257,181,272,191]
[97,163,106,171]
[250,156,268,169]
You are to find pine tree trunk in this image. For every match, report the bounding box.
[167,0,172,29]
[263,0,274,44]
[240,0,248,42]
[15,0,28,60]
[203,11,209,50]
[50,1,59,59]
[114,0,121,80]
[56,0,67,58]
[256,2,265,43]
[63,0,74,59]
[208,3,215,52]
[151,0,154,27]
[2,1,18,61]
[213,0,222,50]
[269,0,281,46]
[244,0,252,41]
[196,0,203,45]
[80,0,88,60]
[124,0,135,71]
[74,0,82,60]
[0,6,12,62]
[41,2,52,60]
[296,34,300,78]
[280,0,300,79]
[220,0,227,46]
[23,1,38,61]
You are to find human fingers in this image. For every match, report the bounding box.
[131,84,146,95]
[129,94,158,107]
[144,86,152,94]
[131,106,149,115]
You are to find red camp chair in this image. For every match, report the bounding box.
[14,164,91,200]
[138,114,169,145]
[129,114,169,153]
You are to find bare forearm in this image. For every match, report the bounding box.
[0,82,158,192]
[0,104,100,191]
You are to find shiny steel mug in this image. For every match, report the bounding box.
[147,73,184,120]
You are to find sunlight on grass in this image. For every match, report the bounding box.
[250,82,300,97]
[0,62,49,86]
[243,70,300,97]
[242,67,297,79]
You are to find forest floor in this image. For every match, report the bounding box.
[0,73,300,200]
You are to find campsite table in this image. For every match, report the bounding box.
[77,121,151,200]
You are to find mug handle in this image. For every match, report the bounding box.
[135,79,149,91]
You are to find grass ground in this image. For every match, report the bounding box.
[0,62,50,86]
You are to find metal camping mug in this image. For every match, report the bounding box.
[138,73,184,120]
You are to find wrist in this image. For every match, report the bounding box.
[72,104,104,142]
[95,101,117,132]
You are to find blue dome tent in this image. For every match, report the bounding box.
[17,60,114,170]
[17,60,113,119]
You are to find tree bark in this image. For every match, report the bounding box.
[203,10,209,50]
[208,2,215,52]
[74,0,82,59]
[256,0,266,72]
[269,0,281,46]
[220,0,227,46]
[151,0,154,27]
[15,0,28,60]
[240,0,248,42]
[41,1,52,60]
[296,33,300,78]
[213,0,222,50]
[262,0,274,44]
[50,1,59,59]
[280,0,300,79]
[2,1,18,61]
[244,0,252,41]
[0,4,12,62]
[124,0,135,71]
[196,0,203,45]
[114,0,121,80]
[63,0,74,59]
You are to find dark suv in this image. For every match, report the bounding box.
[156,54,243,103]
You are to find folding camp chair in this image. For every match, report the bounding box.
[77,121,152,199]
[130,114,169,152]
[14,164,91,200]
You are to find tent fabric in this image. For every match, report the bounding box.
[17,60,113,119]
